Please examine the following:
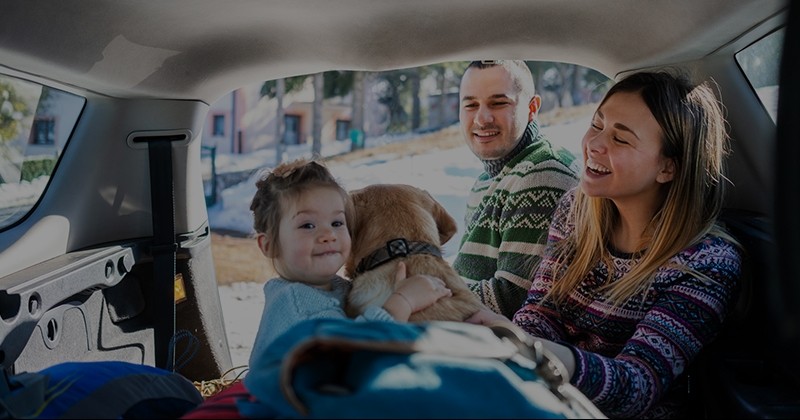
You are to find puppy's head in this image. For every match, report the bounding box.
[344,184,457,277]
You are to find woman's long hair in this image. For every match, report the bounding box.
[546,70,737,306]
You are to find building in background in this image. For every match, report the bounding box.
[200,72,461,157]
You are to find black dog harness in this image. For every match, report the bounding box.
[354,238,443,275]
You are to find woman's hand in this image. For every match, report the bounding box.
[465,308,576,378]
[465,308,510,326]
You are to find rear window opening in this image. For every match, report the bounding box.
[0,75,84,231]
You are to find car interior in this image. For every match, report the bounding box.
[0,0,797,417]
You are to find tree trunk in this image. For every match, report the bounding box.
[437,67,446,128]
[351,72,365,151]
[312,73,323,156]
[570,65,585,106]
[274,78,285,165]
[411,69,421,131]
[554,63,570,108]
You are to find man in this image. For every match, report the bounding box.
[453,60,579,319]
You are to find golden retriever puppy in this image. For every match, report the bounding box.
[344,184,487,322]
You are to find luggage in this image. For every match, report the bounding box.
[240,318,606,419]
[0,361,203,419]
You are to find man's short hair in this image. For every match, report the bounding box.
[465,60,536,98]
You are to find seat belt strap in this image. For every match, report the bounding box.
[147,139,177,371]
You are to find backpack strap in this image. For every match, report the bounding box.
[488,322,607,419]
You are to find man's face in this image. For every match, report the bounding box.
[458,66,535,160]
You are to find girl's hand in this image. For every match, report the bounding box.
[383,261,451,320]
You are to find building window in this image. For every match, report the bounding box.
[284,115,301,145]
[336,119,350,141]
[212,114,225,136]
[31,117,56,145]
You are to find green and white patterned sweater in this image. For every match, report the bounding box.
[453,121,579,319]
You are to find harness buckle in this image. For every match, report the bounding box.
[386,238,409,257]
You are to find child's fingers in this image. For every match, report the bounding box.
[394,261,407,281]
[434,280,452,298]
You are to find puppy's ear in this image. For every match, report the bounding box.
[344,193,357,238]
[343,190,361,278]
[432,200,457,245]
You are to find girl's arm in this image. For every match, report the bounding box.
[383,262,452,321]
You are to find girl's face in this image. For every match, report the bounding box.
[259,186,351,287]
[580,91,675,210]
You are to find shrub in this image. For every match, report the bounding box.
[21,157,56,182]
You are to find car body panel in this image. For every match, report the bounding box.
[0,0,796,416]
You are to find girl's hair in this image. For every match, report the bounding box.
[249,158,350,260]
[547,70,737,305]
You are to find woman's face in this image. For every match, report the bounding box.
[580,91,675,209]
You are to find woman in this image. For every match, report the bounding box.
[468,70,742,418]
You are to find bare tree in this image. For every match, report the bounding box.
[410,69,421,131]
[311,73,323,156]
[351,72,365,150]
[274,78,285,165]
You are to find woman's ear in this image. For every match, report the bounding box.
[656,158,676,184]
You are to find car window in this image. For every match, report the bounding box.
[0,74,84,231]
[201,61,611,213]
[204,62,612,367]
[737,28,784,123]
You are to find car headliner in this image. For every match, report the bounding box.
[0,0,789,104]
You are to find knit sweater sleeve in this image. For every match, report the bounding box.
[571,242,740,418]
[249,278,354,364]
[456,147,578,319]
[358,305,395,322]
[516,233,742,418]
[249,278,395,366]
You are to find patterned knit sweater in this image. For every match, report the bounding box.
[513,189,742,418]
[453,121,579,319]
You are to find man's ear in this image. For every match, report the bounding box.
[656,158,676,184]
[528,95,542,122]
[256,233,272,258]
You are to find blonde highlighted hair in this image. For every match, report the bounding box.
[546,70,738,306]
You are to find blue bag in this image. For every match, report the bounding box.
[0,361,203,419]
[241,319,605,419]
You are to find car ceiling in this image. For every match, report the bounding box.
[0,0,789,105]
